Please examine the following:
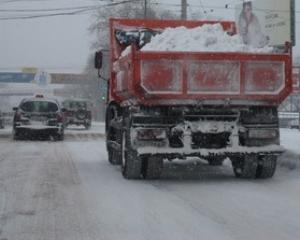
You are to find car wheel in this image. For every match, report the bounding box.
[53,132,64,141]
[13,129,20,140]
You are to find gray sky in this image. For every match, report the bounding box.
[0,0,298,73]
[0,0,96,73]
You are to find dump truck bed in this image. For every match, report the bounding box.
[110,18,293,106]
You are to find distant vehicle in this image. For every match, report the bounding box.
[12,95,65,140]
[0,110,4,129]
[289,119,300,129]
[62,99,92,129]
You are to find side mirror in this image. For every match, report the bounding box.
[61,108,66,113]
[94,51,103,69]
[13,107,18,111]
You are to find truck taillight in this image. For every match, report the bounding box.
[244,62,285,94]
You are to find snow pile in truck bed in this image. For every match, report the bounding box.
[141,24,273,53]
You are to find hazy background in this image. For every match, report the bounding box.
[1,0,298,73]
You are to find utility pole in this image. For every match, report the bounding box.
[144,0,147,18]
[181,0,187,20]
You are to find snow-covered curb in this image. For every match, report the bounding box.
[278,151,300,170]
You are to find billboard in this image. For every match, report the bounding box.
[235,0,295,47]
[0,71,50,86]
[0,72,87,85]
[50,73,87,84]
[292,67,300,94]
[0,73,35,83]
[22,67,38,74]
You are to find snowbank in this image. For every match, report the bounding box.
[278,128,300,170]
[141,24,273,53]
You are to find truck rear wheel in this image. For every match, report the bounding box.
[108,147,122,165]
[106,104,122,165]
[121,127,142,179]
[256,155,277,179]
[142,156,163,179]
[232,155,258,179]
[107,129,122,165]
[13,129,21,140]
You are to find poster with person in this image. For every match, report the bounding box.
[235,0,294,47]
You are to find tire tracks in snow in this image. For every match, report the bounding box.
[0,141,100,240]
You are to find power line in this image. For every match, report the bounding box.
[0,0,140,20]
[0,5,100,12]
[0,1,298,21]
[181,0,187,20]
[199,0,207,16]
[0,0,108,4]
[1,0,297,14]
[148,2,300,14]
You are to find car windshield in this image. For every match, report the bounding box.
[20,101,58,113]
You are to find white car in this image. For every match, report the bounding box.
[12,96,65,140]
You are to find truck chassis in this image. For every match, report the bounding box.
[106,103,282,179]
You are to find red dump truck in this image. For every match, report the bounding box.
[95,18,292,179]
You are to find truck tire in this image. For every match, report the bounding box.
[106,104,122,165]
[256,155,277,179]
[121,128,142,179]
[142,156,163,179]
[108,130,122,165]
[232,155,258,179]
[108,148,122,165]
[13,129,20,140]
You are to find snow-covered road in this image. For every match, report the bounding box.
[0,128,300,240]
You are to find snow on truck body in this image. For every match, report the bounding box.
[103,18,292,179]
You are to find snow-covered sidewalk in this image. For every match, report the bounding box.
[279,128,300,170]
[280,128,300,154]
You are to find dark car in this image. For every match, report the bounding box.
[289,119,300,129]
[0,110,4,129]
[12,95,65,140]
[62,99,92,129]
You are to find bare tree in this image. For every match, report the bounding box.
[66,1,178,121]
